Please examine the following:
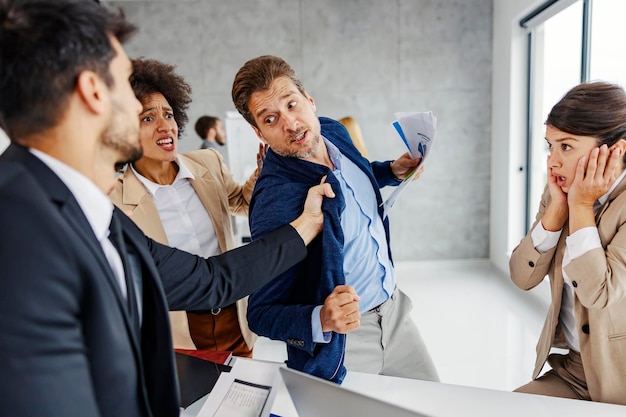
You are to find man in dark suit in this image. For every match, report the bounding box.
[0,1,333,416]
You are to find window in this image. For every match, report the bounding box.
[588,0,626,85]
[525,1,583,230]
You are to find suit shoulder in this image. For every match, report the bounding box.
[182,149,221,165]
[319,116,343,129]
[319,117,352,146]
[0,161,46,199]
[0,162,24,188]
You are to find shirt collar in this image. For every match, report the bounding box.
[29,148,113,241]
[130,156,195,197]
[324,137,342,170]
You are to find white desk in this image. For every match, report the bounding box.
[182,368,626,417]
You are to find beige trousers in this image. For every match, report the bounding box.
[515,350,590,400]
[344,287,439,382]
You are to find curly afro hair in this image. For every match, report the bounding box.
[130,58,192,134]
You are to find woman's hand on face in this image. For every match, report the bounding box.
[543,158,569,231]
[547,162,568,208]
[568,145,622,208]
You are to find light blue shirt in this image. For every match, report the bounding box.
[312,139,395,342]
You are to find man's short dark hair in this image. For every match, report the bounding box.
[194,116,220,139]
[0,0,136,139]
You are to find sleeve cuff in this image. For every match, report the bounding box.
[565,226,602,261]
[311,305,332,344]
[531,221,561,253]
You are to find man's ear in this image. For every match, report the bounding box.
[253,126,268,144]
[306,92,316,113]
[76,71,107,115]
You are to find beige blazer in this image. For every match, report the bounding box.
[109,149,258,350]
[509,176,626,405]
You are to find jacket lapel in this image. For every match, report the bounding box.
[596,174,626,221]
[3,145,142,345]
[182,154,229,252]
[119,167,169,243]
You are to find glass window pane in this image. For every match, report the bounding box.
[527,1,582,229]
[589,0,626,85]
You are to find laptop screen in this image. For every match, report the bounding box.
[279,367,432,417]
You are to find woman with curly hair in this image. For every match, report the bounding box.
[110,58,264,357]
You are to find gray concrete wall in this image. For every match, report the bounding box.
[108,0,493,260]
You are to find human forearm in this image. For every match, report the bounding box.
[288,178,335,245]
[541,201,568,231]
[158,225,307,311]
[568,203,596,234]
[289,214,322,245]
[509,232,557,290]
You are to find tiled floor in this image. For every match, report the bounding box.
[252,259,553,392]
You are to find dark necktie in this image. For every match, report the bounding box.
[108,214,142,331]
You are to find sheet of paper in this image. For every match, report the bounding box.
[212,379,271,417]
[197,358,288,417]
[382,111,437,218]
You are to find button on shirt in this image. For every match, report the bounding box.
[532,169,626,351]
[130,159,221,258]
[312,139,395,343]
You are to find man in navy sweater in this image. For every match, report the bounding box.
[232,55,439,384]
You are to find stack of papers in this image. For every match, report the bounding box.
[197,358,288,417]
[382,111,437,218]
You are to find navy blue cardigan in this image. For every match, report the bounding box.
[248,117,399,383]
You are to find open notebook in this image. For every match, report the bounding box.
[280,367,433,417]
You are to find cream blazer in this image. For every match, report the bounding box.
[109,149,258,350]
[509,176,626,405]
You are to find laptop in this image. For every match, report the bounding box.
[279,367,432,417]
[175,352,231,408]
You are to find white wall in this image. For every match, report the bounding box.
[490,0,544,275]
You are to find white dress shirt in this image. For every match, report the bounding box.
[130,158,220,258]
[29,149,127,298]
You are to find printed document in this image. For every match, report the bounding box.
[382,111,437,218]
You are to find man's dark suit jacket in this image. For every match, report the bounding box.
[0,144,307,417]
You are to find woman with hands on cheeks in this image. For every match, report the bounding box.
[510,81,626,405]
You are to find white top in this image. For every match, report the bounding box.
[131,158,220,258]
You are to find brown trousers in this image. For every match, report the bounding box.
[186,303,252,358]
[515,350,590,400]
